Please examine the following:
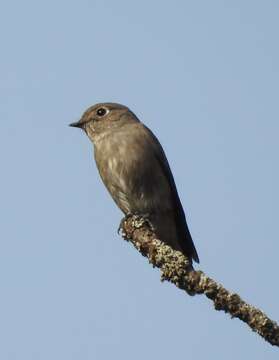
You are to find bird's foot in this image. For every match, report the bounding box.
[118,213,154,236]
[118,213,133,235]
[131,213,155,231]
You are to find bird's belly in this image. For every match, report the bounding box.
[98,152,171,215]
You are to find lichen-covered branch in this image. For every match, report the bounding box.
[120,215,279,347]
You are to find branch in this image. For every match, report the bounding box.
[120,215,279,347]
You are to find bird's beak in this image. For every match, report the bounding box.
[69,120,83,128]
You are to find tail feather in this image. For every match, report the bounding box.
[150,212,199,263]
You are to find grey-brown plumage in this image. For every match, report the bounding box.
[70,102,199,263]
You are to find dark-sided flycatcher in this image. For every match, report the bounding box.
[70,103,199,263]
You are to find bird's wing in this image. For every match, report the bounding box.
[140,124,200,263]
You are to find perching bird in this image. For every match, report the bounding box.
[70,103,199,264]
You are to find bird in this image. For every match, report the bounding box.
[70,102,199,264]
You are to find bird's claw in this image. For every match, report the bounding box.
[118,213,154,235]
[132,213,155,231]
[118,213,133,235]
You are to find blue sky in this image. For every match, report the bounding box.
[1,1,278,358]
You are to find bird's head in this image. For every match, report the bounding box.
[70,102,139,143]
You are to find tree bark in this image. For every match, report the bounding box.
[120,215,279,347]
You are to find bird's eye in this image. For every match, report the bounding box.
[96,107,108,117]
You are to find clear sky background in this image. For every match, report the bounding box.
[1,1,278,359]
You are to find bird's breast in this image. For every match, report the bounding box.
[94,126,172,214]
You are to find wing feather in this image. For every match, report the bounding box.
[140,124,200,263]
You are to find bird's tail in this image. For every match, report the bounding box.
[150,212,199,264]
